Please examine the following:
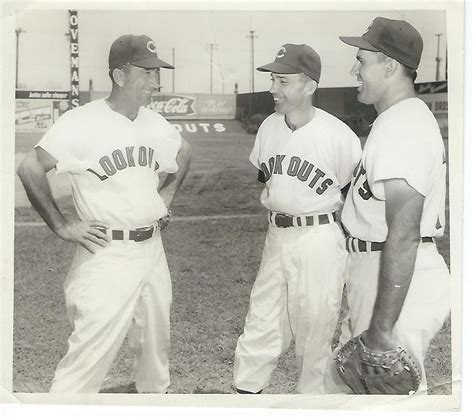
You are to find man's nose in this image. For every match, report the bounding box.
[269,80,278,94]
[350,62,360,78]
[149,70,160,88]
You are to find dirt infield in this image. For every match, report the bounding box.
[13,129,452,394]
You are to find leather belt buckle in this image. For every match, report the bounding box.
[133,226,154,242]
[275,213,293,228]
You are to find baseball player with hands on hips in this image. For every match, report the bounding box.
[17,34,191,393]
[233,44,362,394]
[325,18,451,395]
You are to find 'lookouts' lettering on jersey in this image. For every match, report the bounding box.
[260,154,333,195]
[88,145,161,180]
[36,99,182,227]
[342,98,447,242]
[250,107,361,216]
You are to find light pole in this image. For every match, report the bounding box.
[172,48,175,93]
[435,33,442,81]
[15,28,25,89]
[209,43,216,93]
[247,30,257,93]
[445,45,448,80]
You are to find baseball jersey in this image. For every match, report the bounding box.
[250,107,361,216]
[342,98,446,242]
[36,99,182,228]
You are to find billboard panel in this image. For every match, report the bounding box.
[149,93,236,120]
[15,91,71,133]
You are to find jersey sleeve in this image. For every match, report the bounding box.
[367,133,437,200]
[249,127,263,170]
[154,117,183,174]
[335,126,362,188]
[35,110,87,174]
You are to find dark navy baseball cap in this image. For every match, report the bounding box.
[108,34,174,70]
[340,17,423,70]
[257,44,321,83]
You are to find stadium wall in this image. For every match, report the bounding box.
[14,82,447,138]
[236,81,448,138]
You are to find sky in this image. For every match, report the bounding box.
[13,3,449,94]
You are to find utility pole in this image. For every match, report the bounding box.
[209,43,216,93]
[15,28,25,89]
[246,30,257,93]
[445,45,448,80]
[435,33,442,81]
[172,48,175,92]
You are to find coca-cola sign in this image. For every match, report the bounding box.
[148,94,197,117]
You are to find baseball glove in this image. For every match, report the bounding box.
[334,333,421,395]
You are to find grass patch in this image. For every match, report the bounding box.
[13,131,452,394]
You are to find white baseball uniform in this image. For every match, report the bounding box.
[234,107,361,394]
[35,98,182,393]
[327,97,450,393]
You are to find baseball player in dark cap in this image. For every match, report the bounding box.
[325,17,450,394]
[233,43,361,394]
[17,34,191,393]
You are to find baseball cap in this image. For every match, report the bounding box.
[339,17,423,70]
[257,44,321,83]
[108,34,174,70]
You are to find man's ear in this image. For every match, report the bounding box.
[384,58,399,79]
[112,68,126,87]
[304,79,318,96]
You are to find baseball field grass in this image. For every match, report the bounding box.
[13,130,452,395]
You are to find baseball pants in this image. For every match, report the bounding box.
[50,232,172,393]
[234,221,347,394]
[324,241,451,394]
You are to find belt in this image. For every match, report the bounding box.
[346,236,434,253]
[97,223,158,243]
[268,211,336,228]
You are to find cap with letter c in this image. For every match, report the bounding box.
[108,34,174,70]
[257,43,321,83]
[339,17,423,70]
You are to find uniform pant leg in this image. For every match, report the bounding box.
[324,244,450,394]
[128,235,172,393]
[393,243,451,393]
[233,226,293,393]
[322,250,379,393]
[285,223,347,394]
[50,243,146,393]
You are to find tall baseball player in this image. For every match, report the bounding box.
[17,34,191,393]
[325,18,451,394]
[233,44,362,394]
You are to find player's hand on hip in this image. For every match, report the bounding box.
[55,220,110,254]
[159,210,172,231]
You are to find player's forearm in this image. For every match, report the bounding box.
[158,140,192,208]
[17,160,67,234]
[369,224,419,334]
